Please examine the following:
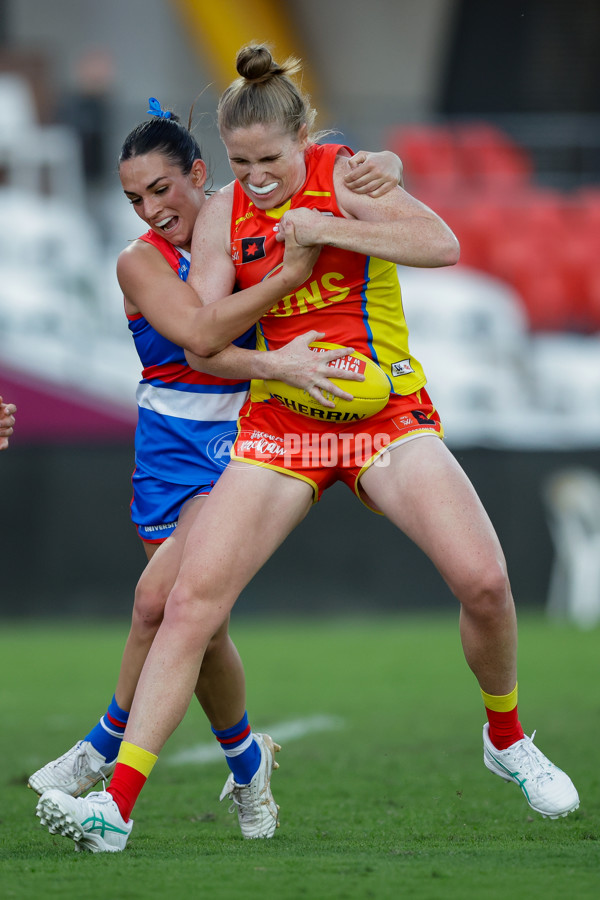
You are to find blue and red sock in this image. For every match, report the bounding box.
[212,711,261,785]
[84,695,129,763]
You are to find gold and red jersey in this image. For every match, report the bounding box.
[230,142,427,398]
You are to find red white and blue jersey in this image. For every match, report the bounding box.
[127,229,255,485]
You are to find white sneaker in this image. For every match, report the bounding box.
[219,733,281,838]
[28,741,116,797]
[36,788,132,853]
[483,722,579,818]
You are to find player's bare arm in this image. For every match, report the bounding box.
[182,188,321,356]
[278,155,459,268]
[186,330,364,408]
[118,188,321,361]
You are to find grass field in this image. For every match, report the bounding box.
[1,613,598,900]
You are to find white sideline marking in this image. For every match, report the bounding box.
[167,714,344,767]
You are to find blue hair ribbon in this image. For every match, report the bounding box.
[147,97,172,119]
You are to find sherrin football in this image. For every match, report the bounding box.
[265,341,391,422]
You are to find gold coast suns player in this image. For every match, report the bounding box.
[226,135,445,507]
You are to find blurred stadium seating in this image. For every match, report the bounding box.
[0,73,138,440]
[386,121,600,334]
[0,72,85,204]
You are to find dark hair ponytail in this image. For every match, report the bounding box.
[119,108,202,175]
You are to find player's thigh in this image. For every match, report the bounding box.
[359,436,507,591]
[176,462,314,598]
[136,495,208,612]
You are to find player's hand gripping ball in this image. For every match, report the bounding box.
[265,341,391,422]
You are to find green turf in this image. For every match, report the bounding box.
[1,614,598,899]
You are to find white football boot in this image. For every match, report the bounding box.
[36,789,132,852]
[483,723,579,818]
[28,740,116,797]
[219,732,281,838]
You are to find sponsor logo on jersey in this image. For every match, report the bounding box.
[234,428,287,464]
[391,358,414,376]
[411,409,435,426]
[177,257,190,281]
[231,236,266,264]
[271,394,366,421]
[141,521,178,534]
[233,208,255,232]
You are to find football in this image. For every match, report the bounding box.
[264,341,391,422]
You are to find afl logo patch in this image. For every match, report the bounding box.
[231,236,266,264]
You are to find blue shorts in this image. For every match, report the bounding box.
[130,467,214,543]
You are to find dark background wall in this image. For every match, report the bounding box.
[442,0,600,115]
[1,443,598,619]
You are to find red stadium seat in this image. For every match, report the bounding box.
[453,121,533,187]
[583,266,600,331]
[385,121,597,334]
[385,124,454,174]
[513,267,576,331]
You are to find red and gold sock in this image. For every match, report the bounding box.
[107,741,158,822]
[481,683,525,750]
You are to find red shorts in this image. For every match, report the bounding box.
[230,388,444,509]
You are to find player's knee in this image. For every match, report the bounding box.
[456,559,511,618]
[163,581,203,624]
[131,573,167,634]
[164,583,232,644]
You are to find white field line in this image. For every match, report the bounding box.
[167,714,344,767]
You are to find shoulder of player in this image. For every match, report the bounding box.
[332,151,353,178]
[117,238,169,279]
[192,183,235,257]
[116,239,175,313]
[332,153,363,217]
[333,154,408,220]
[201,181,235,217]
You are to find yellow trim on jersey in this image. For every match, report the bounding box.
[362,256,427,394]
[481,684,518,713]
[117,741,158,777]
[265,200,292,218]
[303,190,331,197]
